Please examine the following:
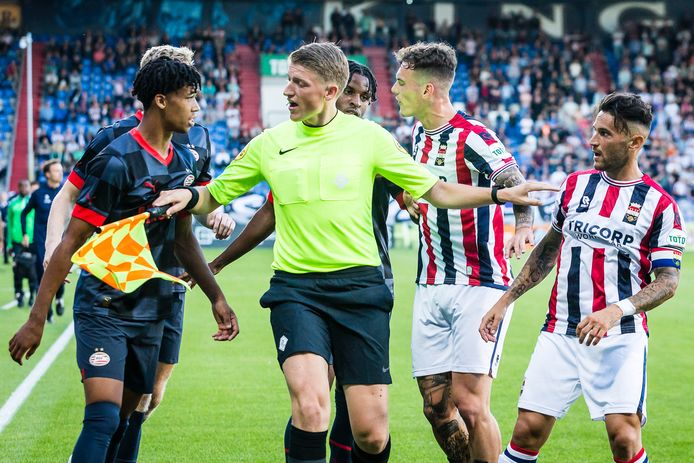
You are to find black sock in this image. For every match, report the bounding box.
[104,416,129,463]
[351,436,391,463]
[329,385,353,463]
[115,410,145,463]
[284,417,292,462]
[71,402,120,463]
[287,425,327,463]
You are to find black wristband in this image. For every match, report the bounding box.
[178,186,199,211]
[491,186,505,205]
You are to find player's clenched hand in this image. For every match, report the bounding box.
[211,299,239,341]
[479,299,509,343]
[8,319,44,365]
[207,210,235,240]
[402,191,420,223]
[498,182,559,206]
[152,189,192,217]
[180,262,218,290]
[179,271,195,288]
[576,305,623,346]
[505,226,534,259]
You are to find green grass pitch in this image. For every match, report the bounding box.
[1,248,692,462]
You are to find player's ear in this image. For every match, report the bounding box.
[423,82,435,97]
[153,94,167,110]
[324,84,340,101]
[628,132,646,152]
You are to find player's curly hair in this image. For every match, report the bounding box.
[597,92,653,134]
[394,42,457,88]
[348,60,378,103]
[131,58,201,109]
[140,45,194,68]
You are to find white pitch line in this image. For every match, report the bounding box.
[0,321,74,433]
[1,300,18,310]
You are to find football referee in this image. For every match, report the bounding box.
[155,42,555,463]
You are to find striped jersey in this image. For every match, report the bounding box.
[545,170,686,336]
[412,111,517,289]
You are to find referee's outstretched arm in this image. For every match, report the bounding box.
[422,179,558,209]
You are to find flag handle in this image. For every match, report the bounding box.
[146,205,170,219]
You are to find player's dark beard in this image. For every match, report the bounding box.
[600,141,630,173]
[613,142,631,171]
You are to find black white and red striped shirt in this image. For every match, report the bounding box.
[546,170,686,336]
[412,111,517,289]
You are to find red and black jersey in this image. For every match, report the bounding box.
[68,110,212,190]
[72,128,204,320]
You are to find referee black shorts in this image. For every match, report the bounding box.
[260,266,394,385]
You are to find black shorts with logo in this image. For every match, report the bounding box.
[74,312,165,394]
[260,266,393,385]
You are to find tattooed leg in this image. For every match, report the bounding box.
[418,373,471,463]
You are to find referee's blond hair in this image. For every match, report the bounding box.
[140,45,194,68]
[289,42,349,92]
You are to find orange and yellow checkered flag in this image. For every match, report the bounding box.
[71,211,189,293]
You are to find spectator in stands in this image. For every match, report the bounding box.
[0,190,8,264]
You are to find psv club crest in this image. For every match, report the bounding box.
[187,144,200,161]
[623,202,642,224]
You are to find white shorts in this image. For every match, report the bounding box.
[518,332,648,424]
[411,284,513,378]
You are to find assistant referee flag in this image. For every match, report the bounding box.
[71,211,189,293]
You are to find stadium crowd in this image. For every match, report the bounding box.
[0,28,18,180]
[35,26,247,177]
[2,11,693,220]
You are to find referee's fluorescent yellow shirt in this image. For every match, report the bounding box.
[208,111,438,273]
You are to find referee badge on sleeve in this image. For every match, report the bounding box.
[393,138,409,156]
[234,147,248,161]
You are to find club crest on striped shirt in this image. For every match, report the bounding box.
[435,143,446,166]
[623,202,642,224]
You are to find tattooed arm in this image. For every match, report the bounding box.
[576,267,680,346]
[479,228,563,342]
[630,267,680,311]
[494,166,535,259]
